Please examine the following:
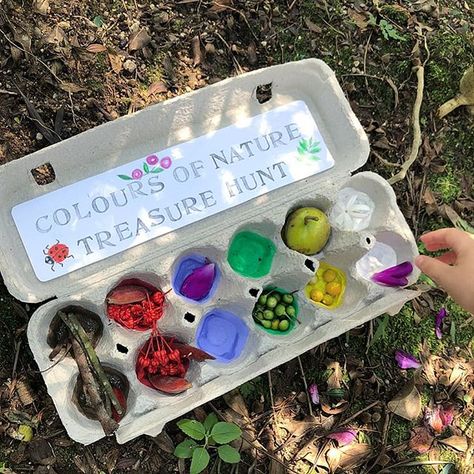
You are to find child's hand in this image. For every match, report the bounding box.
[415,228,474,314]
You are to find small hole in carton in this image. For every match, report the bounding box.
[249,288,259,298]
[116,343,128,354]
[184,312,196,323]
[305,259,316,272]
[366,237,372,245]
[31,163,56,185]
[256,83,272,104]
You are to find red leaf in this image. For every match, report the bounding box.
[409,426,434,454]
[172,341,215,362]
[149,376,192,394]
[87,43,107,53]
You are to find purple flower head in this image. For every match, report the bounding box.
[309,383,320,405]
[160,156,172,169]
[146,154,159,165]
[371,261,413,287]
[395,349,421,369]
[435,308,448,339]
[131,169,143,180]
[327,429,357,446]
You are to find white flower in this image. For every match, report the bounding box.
[329,188,374,232]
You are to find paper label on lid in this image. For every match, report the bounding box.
[11,100,335,282]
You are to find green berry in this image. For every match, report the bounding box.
[273,292,281,302]
[282,293,294,304]
[271,320,279,330]
[262,320,271,329]
[286,306,296,318]
[254,311,264,321]
[258,294,267,305]
[263,310,274,320]
[279,320,290,331]
[266,296,278,309]
[275,304,286,317]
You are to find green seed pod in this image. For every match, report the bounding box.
[279,320,289,331]
[271,320,280,330]
[286,306,296,318]
[266,296,278,309]
[262,320,272,329]
[254,311,264,321]
[263,309,274,320]
[258,294,267,305]
[275,304,286,317]
[282,294,294,304]
[273,292,281,302]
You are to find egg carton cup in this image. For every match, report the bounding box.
[0,59,420,445]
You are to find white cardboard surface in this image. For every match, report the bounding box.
[12,101,334,282]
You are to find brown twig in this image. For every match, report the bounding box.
[388,39,430,185]
[365,411,391,473]
[297,356,313,417]
[70,337,118,435]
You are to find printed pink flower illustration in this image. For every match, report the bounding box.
[117,154,173,181]
[132,169,143,180]
[146,154,159,165]
[160,156,172,169]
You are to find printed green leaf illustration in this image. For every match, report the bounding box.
[190,447,210,474]
[118,174,132,180]
[297,137,321,162]
[210,422,242,444]
[177,419,206,441]
[151,167,164,173]
[143,162,150,173]
[174,439,197,459]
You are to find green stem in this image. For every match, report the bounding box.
[58,311,123,416]
[304,216,319,225]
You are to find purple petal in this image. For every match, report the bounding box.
[424,406,444,434]
[395,350,421,369]
[309,383,320,405]
[435,308,448,339]
[440,405,454,427]
[180,263,216,301]
[327,429,357,446]
[371,261,413,287]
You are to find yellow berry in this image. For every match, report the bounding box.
[310,289,324,302]
[326,282,342,297]
[323,269,337,283]
[322,294,334,305]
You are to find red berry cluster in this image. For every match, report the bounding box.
[136,335,188,387]
[107,290,166,331]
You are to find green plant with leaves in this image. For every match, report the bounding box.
[174,414,242,474]
[297,137,321,161]
[368,13,407,41]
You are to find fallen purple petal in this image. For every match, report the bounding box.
[424,406,444,434]
[327,429,357,446]
[371,261,413,287]
[309,383,320,405]
[395,350,421,369]
[180,262,216,301]
[440,405,454,428]
[435,308,448,339]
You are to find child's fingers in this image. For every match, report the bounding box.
[420,228,472,253]
[435,251,457,265]
[415,255,455,287]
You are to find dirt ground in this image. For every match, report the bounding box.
[1,0,474,473]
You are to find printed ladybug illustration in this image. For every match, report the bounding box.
[43,240,74,271]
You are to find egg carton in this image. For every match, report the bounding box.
[0,59,420,445]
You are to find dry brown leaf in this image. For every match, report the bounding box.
[304,18,323,34]
[423,187,438,215]
[191,35,202,66]
[223,389,249,419]
[327,361,342,390]
[46,25,66,45]
[337,443,372,470]
[33,0,49,14]
[87,43,107,53]
[108,53,123,73]
[321,399,349,415]
[59,82,87,93]
[13,29,31,52]
[147,81,168,96]
[388,379,421,421]
[209,0,232,13]
[439,435,469,452]
[153,430,175,454]
[409,426,434,453]
[129,28,151,51]
[348,9,369,30]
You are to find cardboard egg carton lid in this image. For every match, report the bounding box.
[0,59,369,303]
